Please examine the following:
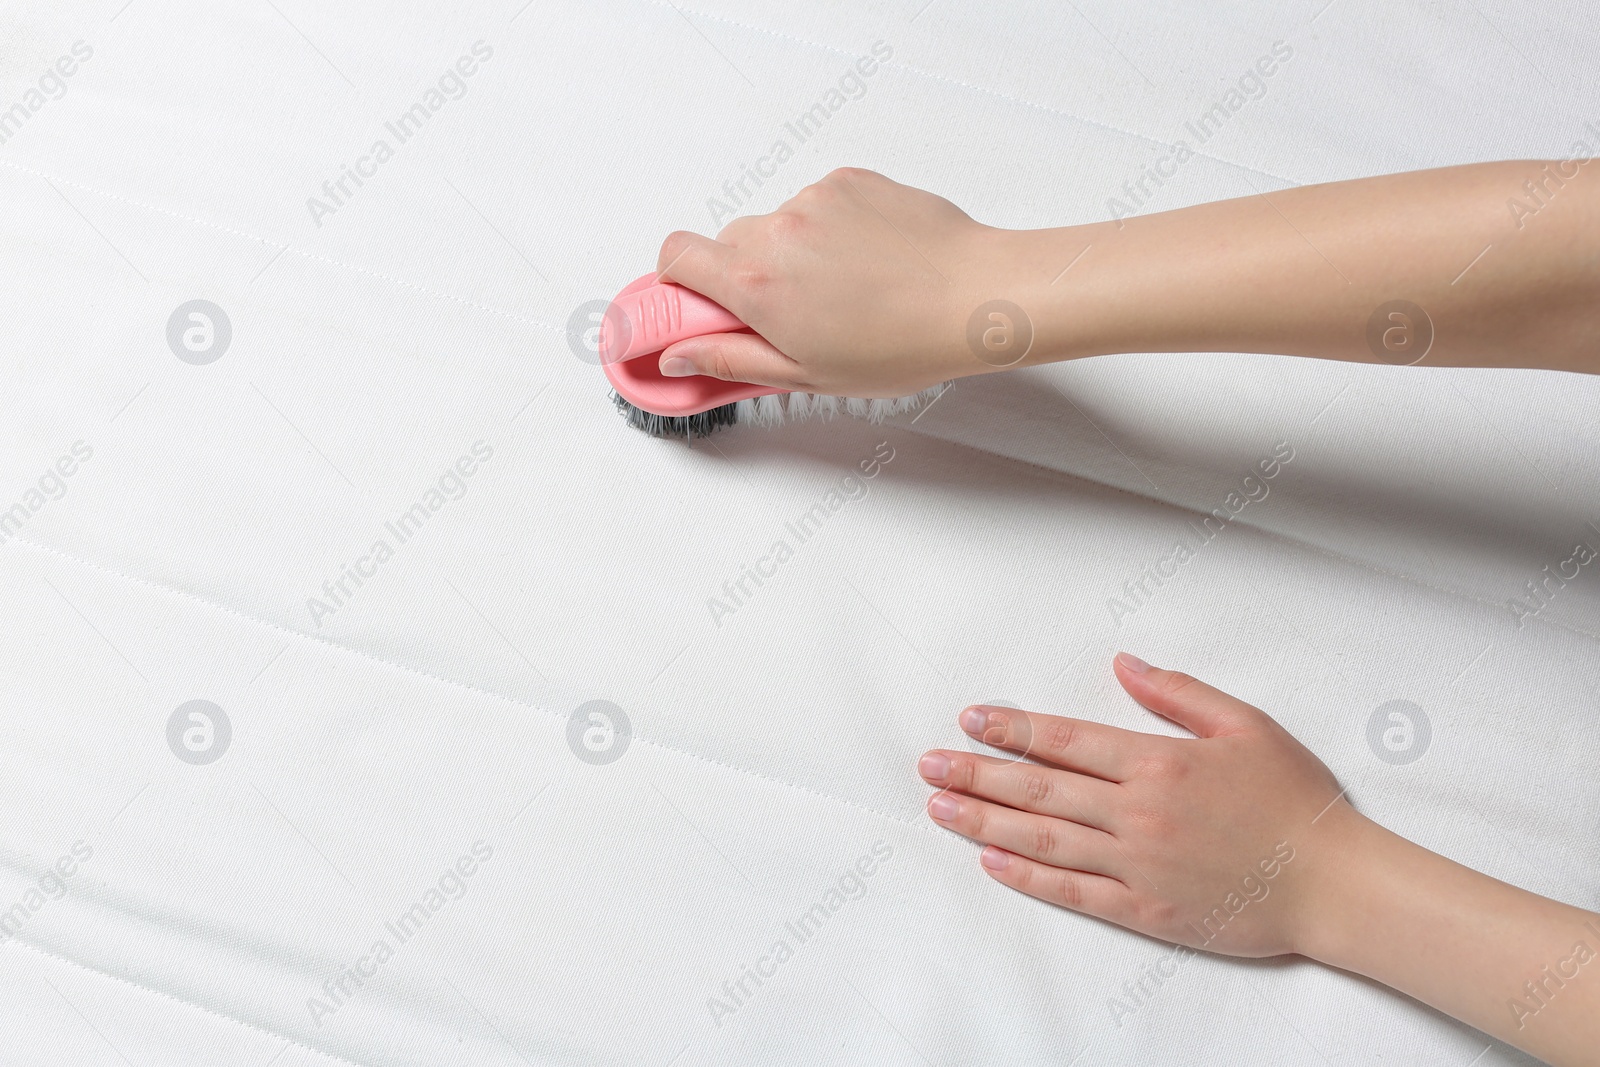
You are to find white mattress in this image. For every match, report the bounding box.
[1,1,1596,1064]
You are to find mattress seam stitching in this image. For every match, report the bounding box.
[640,0,1306,189]
[887,414,1600,647]
[6,935,385,1067]
[7,534,943,835]
[0,159,564,335]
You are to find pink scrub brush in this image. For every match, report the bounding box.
[599,273,945,437]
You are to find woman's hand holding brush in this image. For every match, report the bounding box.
[656,161,1600,392]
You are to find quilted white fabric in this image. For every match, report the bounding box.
[0,1,1595,1064]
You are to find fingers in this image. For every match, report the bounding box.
[960,704,1156,783]
[978,847,1137,924]
[658,332,805,388]
[655,230,736,305]
[1112,652,1259,738]
[917,749,1118,828]
[925,790,1123,878]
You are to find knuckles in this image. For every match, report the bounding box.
[704,349,739,382]
[1040,717,1079,757]
[797,167,881,204]
[726,261,771,298]
[1120,802,1175,841]
[1158,671,1202,700]
[1051,868,1084,910]
[944,756,977,792]
[1132,894,1179,934]
[763,209,806,239]
[1132,747,1188,785]
[1030,821,1060,860]
[824,165,877,185]
[1019,769,1054,807]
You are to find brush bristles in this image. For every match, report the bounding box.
[610,392,740,438]
[612,384,948,438]
[734,385,947,429]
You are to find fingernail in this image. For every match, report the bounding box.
[980,846,1011,871]
[919,753,950,781]
[928,794,960,821]
[1116,651,1151,674]
[959,707,988,734]
[660,356,696,377]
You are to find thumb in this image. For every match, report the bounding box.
[1111,652,1260,738]
[659,332,805,390]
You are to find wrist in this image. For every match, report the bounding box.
[1286,801,1396,966]
[986,221,1155,368]
[1287,800,1600,1062]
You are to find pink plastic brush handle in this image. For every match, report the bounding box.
[600,273,787,418]
[597,276,745,364]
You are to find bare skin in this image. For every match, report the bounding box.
[654,161,1599,392]
[653,165,1600,1064]
[918,655,1600,1066]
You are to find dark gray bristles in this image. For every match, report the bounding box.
[611,391,741,439]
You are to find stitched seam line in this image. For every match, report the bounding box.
[639,0,1305,189]
[888,419,1600,647]
[5,935,383,1067]
[0,159,563,335]
[6,534,940,834]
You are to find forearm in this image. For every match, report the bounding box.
[1305,810,1600,1065]
[1007,161,1600,374]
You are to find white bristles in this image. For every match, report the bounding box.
[866,397,899,421]
[771,384,946,426]
[810,394,840,421]
[754,393,788,426]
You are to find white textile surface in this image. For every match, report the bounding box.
[0,1,1596,1064]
